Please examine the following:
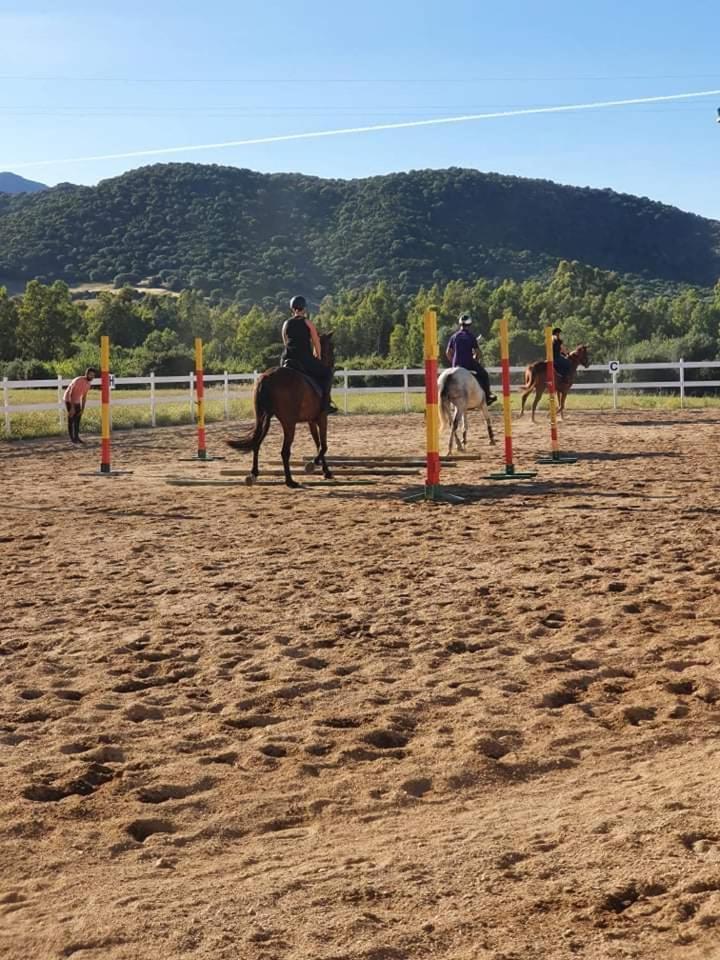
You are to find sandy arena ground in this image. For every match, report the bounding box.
[1,408,720,960]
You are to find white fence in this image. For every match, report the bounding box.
[3,360,720,437]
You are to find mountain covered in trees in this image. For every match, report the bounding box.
[0,164,718,303]
[0,172,48,195]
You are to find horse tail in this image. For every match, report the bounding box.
[523,364,534,390]
[438,370,453,433]
[226,376,272,451]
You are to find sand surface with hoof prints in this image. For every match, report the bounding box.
[2,409,720,960]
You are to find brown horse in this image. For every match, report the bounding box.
[519,345,590,422]
[227,333,334,488]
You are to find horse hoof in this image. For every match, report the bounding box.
[304,461,316,474]
[324,472,334,481]
[245,473,257,486]
[286,479,301,489]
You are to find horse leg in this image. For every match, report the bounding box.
[309,421,322,464]
[461,413,468,449]
[484,406,495,445]
[558,390,566,420]
[316,414,333,479]
[451,409,464,453]
[519,385,531,417]
[250,413,272,479]
[279,419,299,488]
[531,382,544,423]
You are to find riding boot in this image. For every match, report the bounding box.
[324,387,338,415]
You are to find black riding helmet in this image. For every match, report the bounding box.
[290,295,307,312]
[459,314,472,326]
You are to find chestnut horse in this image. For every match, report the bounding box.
[519,345,590,422]
[227,333,334,488]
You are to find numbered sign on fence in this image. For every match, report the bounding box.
[608,360,620,374]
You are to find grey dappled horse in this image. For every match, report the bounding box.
[438,367,495,456]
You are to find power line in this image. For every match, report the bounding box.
[5,88,720,169]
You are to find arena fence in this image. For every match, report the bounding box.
[3,360,720,437]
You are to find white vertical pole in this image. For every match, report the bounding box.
[679,358,685,409]
[150,371,156,427]
[189,371,195,421]
[343,370,349,414]
[612,369,618,410]
[57,375,64,428]
[403,367,409,413]
[2,377,10,436]
[223,371,229,419]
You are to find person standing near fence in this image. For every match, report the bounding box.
[63,368,96,444]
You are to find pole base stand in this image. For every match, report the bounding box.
[537,454,578,465]
[178,453,225,462]
[80,468,134,477]
[487,468,538,480]
[404,484,465,504]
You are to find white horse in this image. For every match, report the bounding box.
[438,368,495,455]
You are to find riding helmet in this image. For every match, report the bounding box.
[290,295,307,311]
[459,314,472,326]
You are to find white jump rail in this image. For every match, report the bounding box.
[3,360,720,436]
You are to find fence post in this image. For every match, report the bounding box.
[223,371,229,420]
[403,367,409,412]
[3,376,10,437]
[57,375,64,429]
[189,371,195,421]
[150,371,156,427]
[343,370,349,414]
[612,369,618,410]
[679,357,685,409]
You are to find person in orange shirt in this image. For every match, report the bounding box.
[62,368,96,444]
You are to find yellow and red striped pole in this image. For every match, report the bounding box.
[195,338,207,460]
[424,309,441,492]
[487,315,536,480]
[100,335,111,474]
[537,326,577,465]
[405,309,464,503]
[545,326,560,459]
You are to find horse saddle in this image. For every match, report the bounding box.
[281,359,323,397]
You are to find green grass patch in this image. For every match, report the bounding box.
[3,389,719,440]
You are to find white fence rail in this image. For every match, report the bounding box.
[3,360,720,436]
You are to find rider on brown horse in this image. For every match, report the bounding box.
[282,296,337,414]
[552,327,572,382]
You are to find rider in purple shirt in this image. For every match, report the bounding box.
[445,315,496,405]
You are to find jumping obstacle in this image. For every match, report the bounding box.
[404,309,464,504]
[487,316,537,481]
[178,338,224,462]
[537,326,577,465]
[80,335,133,478]
[223,467,420,477]
[164,476,377,488]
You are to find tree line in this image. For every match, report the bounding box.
[1,260,719,380]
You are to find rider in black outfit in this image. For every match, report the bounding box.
[281,296,337,413]
[552,327,572,379]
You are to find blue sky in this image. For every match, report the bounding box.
[2,0,719,218]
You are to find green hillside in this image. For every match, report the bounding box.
[0,164,718,303]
